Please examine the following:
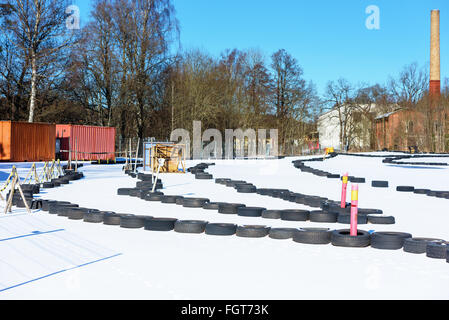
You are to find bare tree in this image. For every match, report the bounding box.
[0,0,75,122]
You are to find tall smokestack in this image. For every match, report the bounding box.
[430,10,441,101]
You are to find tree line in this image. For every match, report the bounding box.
[0,0,448,155]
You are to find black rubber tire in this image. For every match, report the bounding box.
[144,218,178,231]
[269,228,297,240]
[396,186,415,192]
[117,188,133,195]
[327,174,340,179]
[403,238,445,254]
[174,220,207,233]
[84,211,107,223]
[261,210,282,219]
[202,202,226,210]
[280,209,309,221]
[237,207,266,217]
[367,215,395,224]
[337,214,368,224]
[195,173,213,180]
[370,231,412,250]
[182,198,210,208]
[161,195,182,204]
[225,180,246,187]
[413,189,430,194]
[309,210,338,223]
[41,200,58,211]
[331,229,371,247]
[129,189,142,197]
[145,192,164,201]
[175,197,184,205]
[120,215,147,229]
[372,180,389,188]
[67,208,90,220]
[103,213,125,225]
[50,203,78,215]
[16,198,34,208]
[218,203,246,214]
[350,177,365,183]
[235,185,257,193]
[236,225,270,238]
[215,178,231,184]
[256,188,275,196]
[358,208,383,215]
[293,228,332,244]
[205,223,237,236]
[42,182,54,188]
[426,241,449,259]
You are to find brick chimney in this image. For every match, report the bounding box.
[430,10,441,102]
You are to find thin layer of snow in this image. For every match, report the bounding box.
[0,156,448,300]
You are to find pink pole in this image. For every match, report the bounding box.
[350,184,359,236]
[340,172,349,208]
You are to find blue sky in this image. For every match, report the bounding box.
[73,0,448,97]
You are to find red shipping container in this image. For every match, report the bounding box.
[55,124,116,161]
[0,121,56,162]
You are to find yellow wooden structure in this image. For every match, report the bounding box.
[150,143,186,173]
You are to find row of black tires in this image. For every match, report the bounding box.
[184,163,395,225]
[40,198,449,261]
[293,155,449,202]
[181,163,448,261]
[8,170,84,208]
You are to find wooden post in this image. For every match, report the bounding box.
[4,175,15,214]
[134,138,140,173]
[15,170,31,214]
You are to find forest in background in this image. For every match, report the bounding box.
[0,0,448,155]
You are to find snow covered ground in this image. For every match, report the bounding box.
[0,154,448,300]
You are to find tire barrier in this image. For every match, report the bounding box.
[337,214,368,225]
[426,241,449,259]
[120,215,148,229]
[237,207,266,217]
[202,202,226,210]
[161,195,182,204]
[145,218,178,231]
[370,232,412,250]
[28,158,447,266]
[205,223,237,236]
[182,198,210,208]
[269,228,297,240]
[372,180,389,188]
[331,229,371,247]
[261,210,283,219]
[84,211,107,223]
[383,154,449,166]
[292,153,449,201]
[236,225,270,238]
[218,203,246,214]
[367,215,395,225]
[174,220,208,234]
[403,238,445,254]
[293,228,332,245]
[309,210,338,223]
[188,163,392,225]
[280,209,310,221]
[396,186,414,192]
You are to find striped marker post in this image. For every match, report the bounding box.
[341,172,349,208]
[350,184,359,236]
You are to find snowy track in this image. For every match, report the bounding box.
[0,155,448,299]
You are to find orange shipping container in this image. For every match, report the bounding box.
[55,124,116,161]
[0,121,56,162]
